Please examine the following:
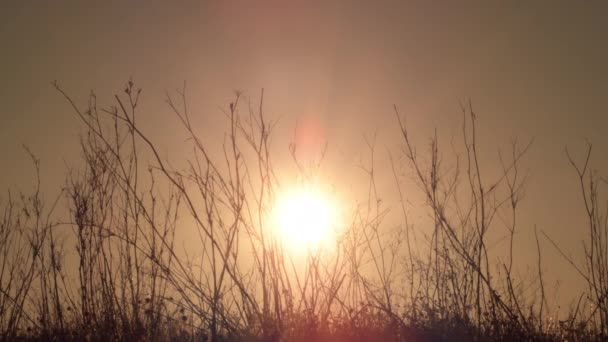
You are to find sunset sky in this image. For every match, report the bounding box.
[2,1,608,308]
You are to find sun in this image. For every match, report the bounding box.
[273,185,339,251]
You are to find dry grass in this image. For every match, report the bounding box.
[1,81,606,341]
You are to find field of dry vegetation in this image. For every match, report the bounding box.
[1,81,607,341]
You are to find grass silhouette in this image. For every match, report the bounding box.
[1,81,606,341]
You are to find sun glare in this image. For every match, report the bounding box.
[273,186,339,251]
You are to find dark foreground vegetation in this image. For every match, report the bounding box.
[1,81,607,341]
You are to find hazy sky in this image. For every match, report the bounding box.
[2,1,608,306]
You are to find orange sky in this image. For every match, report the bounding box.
[2,0,608,311]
